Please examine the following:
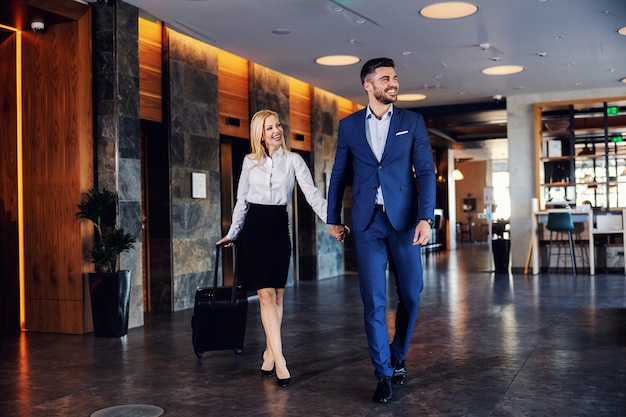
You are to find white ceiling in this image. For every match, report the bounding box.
[121,0,626,160]
[125,0,626,107]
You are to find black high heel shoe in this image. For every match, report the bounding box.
[276,377,291,387]
[260,352,275,378]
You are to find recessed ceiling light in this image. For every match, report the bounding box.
[272,28,291,35]
[397,93,427,101]
[419,2,478,19]
[618,26,626,36]
[355,18,366,24]
[315,55,361,66]
[481,65,524,75]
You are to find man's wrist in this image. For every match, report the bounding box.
[420,218,434,227]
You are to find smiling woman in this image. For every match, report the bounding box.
[216,109,330,387]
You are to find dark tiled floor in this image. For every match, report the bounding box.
[1,244,626,417]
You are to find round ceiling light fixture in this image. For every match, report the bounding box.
[419,2,478,19]
[315,55,361,66]
[481,65,524,75]
[397,93,427,102]
[618,26,626,36]
[621,77,626,84]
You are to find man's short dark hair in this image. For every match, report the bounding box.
[360,57,395,85]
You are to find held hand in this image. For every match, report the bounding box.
[328,224,350,243]
[216,236,235,247]
[413,221,432,246]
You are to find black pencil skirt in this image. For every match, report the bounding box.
[236,204,291,291]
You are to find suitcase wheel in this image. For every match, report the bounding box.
[195,351,204,358]
[234,348,242,355]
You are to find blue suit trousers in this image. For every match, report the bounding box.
[353,210,424,379]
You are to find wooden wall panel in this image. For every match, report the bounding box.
[218,49,249,138]
[0,33,20,331]
[77,10,94,334]
[289,78,311,151]
[20,10,92,334]
[338,96,359,120]
[25,299,84,334]
[139,18,162,122]
[19,0,88,21]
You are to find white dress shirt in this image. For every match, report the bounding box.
[366,104,393,205]
[226,148,327,241]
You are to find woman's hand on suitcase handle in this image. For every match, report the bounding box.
[216,236,235,247]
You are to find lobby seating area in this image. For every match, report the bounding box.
[1,244,625,417]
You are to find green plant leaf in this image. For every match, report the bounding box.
[76,188,136,273]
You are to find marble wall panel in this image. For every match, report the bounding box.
[251,64,290,129]
[313,88,345,279]
[173,270,211,311]
[119,116,140,158]
[169,129,185,167]
[167,29,220,311]
[170,200,211,240]
[92,0,144,328]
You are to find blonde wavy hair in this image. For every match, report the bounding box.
[248,109,289,163]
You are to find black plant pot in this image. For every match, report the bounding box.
[492,239,511,273]
[88,270,131,337]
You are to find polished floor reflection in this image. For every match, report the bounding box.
[1,244,625,417]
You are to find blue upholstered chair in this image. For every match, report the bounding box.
[546,212,576,276]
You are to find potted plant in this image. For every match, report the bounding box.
[76,187,136,337]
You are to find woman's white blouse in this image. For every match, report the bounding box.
[226,148,327,241]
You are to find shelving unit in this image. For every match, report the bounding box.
[532,98,626,275]
[534,98,626,210]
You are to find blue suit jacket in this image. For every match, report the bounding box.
[327,107,436,232]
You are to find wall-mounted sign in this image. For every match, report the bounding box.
[191,172,207,199]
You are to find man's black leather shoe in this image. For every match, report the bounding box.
[372,376,393,403]
[392,359,406,385]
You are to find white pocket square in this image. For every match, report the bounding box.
[395,130,409,136]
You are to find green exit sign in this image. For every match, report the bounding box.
[612,135,623,142]
[607,106,619,115]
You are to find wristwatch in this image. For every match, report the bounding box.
[421,218,434,227]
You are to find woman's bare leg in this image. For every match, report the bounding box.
[262,288,284,367]
[258,287,290,380]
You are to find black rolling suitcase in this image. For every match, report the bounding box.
[191,243,248,358]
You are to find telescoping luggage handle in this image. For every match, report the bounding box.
[214,242,240,305]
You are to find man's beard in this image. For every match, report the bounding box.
[374,88,397,105]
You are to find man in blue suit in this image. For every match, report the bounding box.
[327,57,436,403]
